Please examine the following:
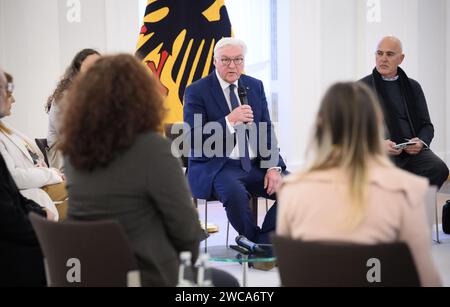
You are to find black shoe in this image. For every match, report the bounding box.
[199,229,210,242]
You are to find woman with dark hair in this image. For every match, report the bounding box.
[46,48,101,171]
[59,54,230,287]
[277,82,441,286]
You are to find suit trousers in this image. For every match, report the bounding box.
[394,149,449,189]
[212,159,277,244]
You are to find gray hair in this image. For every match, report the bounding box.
[0,67,5,111]
[214,37,247,59]
[0,67,5,91]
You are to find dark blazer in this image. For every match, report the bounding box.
[184,72,286,199]
[65,132,203,287]
[0,155,47,286]
[360,72,434,146]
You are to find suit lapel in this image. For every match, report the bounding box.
[209,72,232,116]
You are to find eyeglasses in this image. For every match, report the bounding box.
[6,83,14,97]
[376,50,398,58]
[220,57,244,66]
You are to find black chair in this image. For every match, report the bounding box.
[29,213,140,287]
[35,138,49,167]
[272,235,421,287]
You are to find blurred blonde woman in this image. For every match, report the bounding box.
[277,82,441,287]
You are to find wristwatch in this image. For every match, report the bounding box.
[269,167,282,173]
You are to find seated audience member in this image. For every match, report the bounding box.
[0,69,52,287]
[360,36,449,188]
[46,48,101,172]
[277,82,441,287]
[0,72,67,220]
[60,54,237,287]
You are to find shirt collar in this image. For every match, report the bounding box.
[382,75,399,81]
[215,70,238,91]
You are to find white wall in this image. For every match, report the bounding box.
[320,0,357,92]
[417,0,447,159]
[280,0,323,171]
[447,0,450,164]
[105,0,140,54]
[274,0,293,168]
[0,0,140,138]
[0,0,61,138]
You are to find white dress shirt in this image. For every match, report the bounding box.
[215,70,257,160]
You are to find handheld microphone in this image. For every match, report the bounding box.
[235,235,264,253]
[238,86,249,106]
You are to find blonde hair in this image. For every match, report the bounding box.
[0,71,12,134]
[0,121,12,134]
[296,82,391,229]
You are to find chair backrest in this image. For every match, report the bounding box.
[35,138,49,167]
[272,235,421,287]
[29,213,139,287]
[164,123,189,168]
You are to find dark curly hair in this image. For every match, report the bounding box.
[46,48,100,113]
[59,54,167,171]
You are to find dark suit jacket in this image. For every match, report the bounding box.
[0,155,47,286]
[360,73,434,146]
[65,132,203,287]
[184,72,286,199]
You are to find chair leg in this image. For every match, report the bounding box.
[226,221,230,248]
[250,197,258,225]
[204,200,208,253]
[44,259,51,287]
[435,199,441,244]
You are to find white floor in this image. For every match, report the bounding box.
[198,197,450,287]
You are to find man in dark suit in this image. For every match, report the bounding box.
[0,69,49,286]
[184,38,286,244]
[361,36,449,188]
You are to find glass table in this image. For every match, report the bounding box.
[204,245,276,287]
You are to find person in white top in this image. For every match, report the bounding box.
[0,72,67,220]
[45,49,101,172]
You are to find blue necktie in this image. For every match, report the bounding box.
[229,84,251,172]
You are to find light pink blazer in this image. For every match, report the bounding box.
[277,164,441,287]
